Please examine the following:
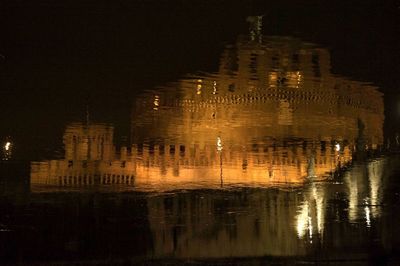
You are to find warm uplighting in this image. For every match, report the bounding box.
[212,80,217,94]
[296,71,302,88]
[285,71,303,88]
[33,35,384,195]
[269,72,278,87]
[216,136,223,152]
[335,143,341,152]
[196,79,202,95]
[153,95,160,110]
[4,141,11,151]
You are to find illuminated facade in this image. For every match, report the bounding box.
[130,35,383,189]
[31,123,351,191]
[31,35,383,191]
[30,123,135,191]
[133,36,383,147]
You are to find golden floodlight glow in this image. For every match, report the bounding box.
[31,36,384,197]
[216,137,223,152]
[269,72,278,86]
[4,141,11,151]
[196,83,202,95]
[297,71,302,88]
[212,80,217,94]
[153,95,160,110]
[335,143,341,152]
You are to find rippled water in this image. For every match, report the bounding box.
[1,33,399,264]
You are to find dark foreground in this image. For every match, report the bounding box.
[1,154,400,265]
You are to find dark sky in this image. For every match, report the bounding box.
[1,0,398,90]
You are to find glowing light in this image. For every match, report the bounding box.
[335,143,340,152]
[296,201,309,238]
[216,137,223,152]
[346,170,359,222]
[297,71,302,88]
[368,160,383,218]
[212,81,217,95]
[269,72,278,87]
[153,95,160,110]
[308,216,313,240]
[196,80,202,95]
[2,141,12,161]
[4,142,11,151]
[312,186,324,236]
[365,205,371,227]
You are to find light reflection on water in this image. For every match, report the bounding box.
[21,35,395,260]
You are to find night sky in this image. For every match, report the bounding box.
[1,0,398,88]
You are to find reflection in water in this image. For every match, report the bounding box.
[145,157,392,259]
[147,189,307,258]
[296,183,325,241]
[28,35,390,260]
[345,158,385,226]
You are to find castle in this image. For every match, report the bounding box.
[31,35,383,192]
